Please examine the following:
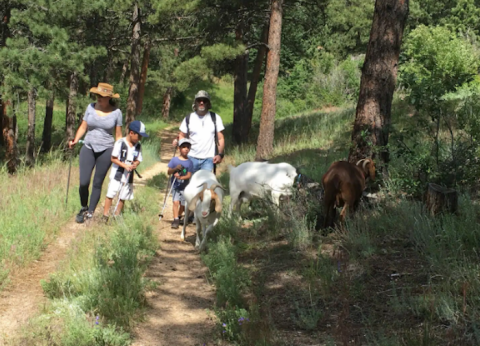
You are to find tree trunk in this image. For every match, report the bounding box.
[137,39,150,115]
[162,87,173,120]
[255,0,283,161]
[348,0,409,175]
[125,3,141,132]
[246,22,269,137]
[425,183,458,216]
[120,58,129,85]
[232,19,248,144]
[2,100,17,173]
[25,89,36,167]
[42,94,54,153]
[66,72,78,146]
[0,4,11,147]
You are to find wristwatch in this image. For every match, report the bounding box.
[218,153,224,159]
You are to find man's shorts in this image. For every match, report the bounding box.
[106,179,134,201]
[172,188,186,206]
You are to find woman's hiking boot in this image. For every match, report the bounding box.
[75,206,88,223]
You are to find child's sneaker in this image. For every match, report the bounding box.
[75,207,88,223]
[171,218,180,229]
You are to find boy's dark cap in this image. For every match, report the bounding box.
[129,120,149,137]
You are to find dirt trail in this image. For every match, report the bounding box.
[0,222,86,344]
[0,127,216,345]
[131,129,216,346]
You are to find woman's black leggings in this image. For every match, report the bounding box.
[79,146,113,213]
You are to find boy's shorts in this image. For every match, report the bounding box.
[172,188,186,206]
[106,179,134,201]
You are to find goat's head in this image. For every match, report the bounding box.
[356,158,375,181]
[193,182,225,218]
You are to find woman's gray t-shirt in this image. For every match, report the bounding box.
[83,103,123,152]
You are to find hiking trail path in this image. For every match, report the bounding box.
[0,127,216,346]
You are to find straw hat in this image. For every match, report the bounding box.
[89,83,120,98]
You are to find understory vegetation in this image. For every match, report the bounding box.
[201,103,480,345]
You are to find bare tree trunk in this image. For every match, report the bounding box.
[120,58,129,85]
[255,0,283,161]
[137,39,150,115]
[25,89,36,167]
[125,3,141,131]
[348,0,409,176]
[42,94,54,153]
[2,100,17,173]
[0,4,11,147]
[246,22,269,137]
[162,87,173,120]
[66,72,78,146]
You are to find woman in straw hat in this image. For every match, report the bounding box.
[68,83,123,223]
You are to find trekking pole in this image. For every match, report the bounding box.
[113,170,132,216]
[159,177,176,221]
[65,139,84,207]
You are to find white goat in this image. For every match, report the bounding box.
[228,161,298,214]
[181,170,225,251]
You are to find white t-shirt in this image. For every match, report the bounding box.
[109,138,143,183]
[179,112,225,159]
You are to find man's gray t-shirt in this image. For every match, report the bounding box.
[83,103,123,152]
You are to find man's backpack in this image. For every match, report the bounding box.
[114,141,141,183]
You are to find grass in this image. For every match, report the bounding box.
[0,133,161,290]
[11,179,160,345]
[199,98,480,345]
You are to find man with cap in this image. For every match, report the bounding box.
[102,120,148,220]
[173,90,225,174]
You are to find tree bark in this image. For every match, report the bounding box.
[425,183,458,216]
[125,3,141,132]
[348,0,409,175]
[66,72,78,147]
[137,39,150,115]
[255,0,283,161]
[25,89,36,167]
[162,86,173,120]
[2,100,17,173]
[120,58,129,85]
[42,94,54,153]
[246,22,269,137]
[232,34,249,144]
[0,4,11,147]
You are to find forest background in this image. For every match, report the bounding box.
[2,0,480,345]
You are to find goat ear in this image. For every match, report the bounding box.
[214,194,222,213]
[189,191,202,211]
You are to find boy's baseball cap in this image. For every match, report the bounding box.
[129,120,149,137]
[178,138,192,147]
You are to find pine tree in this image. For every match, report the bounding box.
[348,0,409,174]
[255,0,283,160]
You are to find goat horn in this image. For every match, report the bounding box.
[356,159,366,166]
[210,183,226,191]
[362,159,370,169]
[196,182,208,190]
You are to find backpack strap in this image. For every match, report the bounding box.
[114,141,141,183]
[185,113,191,138]
[210,111,219,175]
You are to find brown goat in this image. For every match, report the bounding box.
[322,159,375,228]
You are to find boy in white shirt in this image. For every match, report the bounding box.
[102,120,148,220]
